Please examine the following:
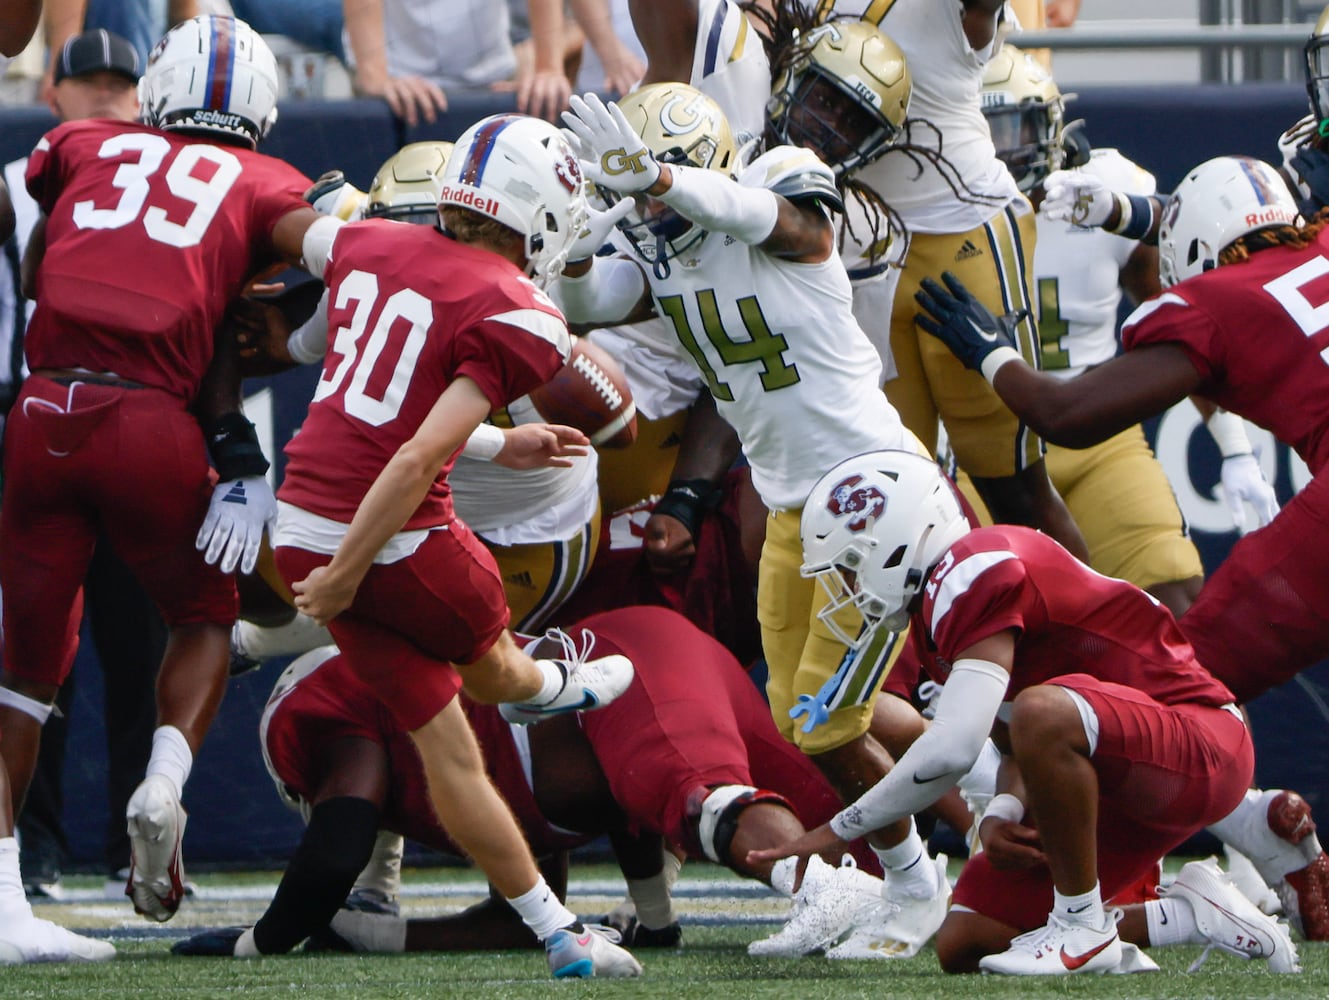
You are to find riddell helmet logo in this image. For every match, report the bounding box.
[826,474,886,532]
[441,185,500,216]
[1244,207,1296,227]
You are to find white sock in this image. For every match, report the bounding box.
[1053,882,1106,929]
[233,614,333,660]
[146,725,193,799]
[1144,897,1197,947]
[873,819,938,899]
[507,876,578,940]
[530,660,569,707]
[0,838,32,916]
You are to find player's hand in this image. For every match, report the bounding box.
[1041,169,1116,228]
[914,272,1027,373]
[979,816,1046,870]
[304,170,367,222]
[171,926,247,957]
[1220,453,1280,533]
[563,93,662,194]
[291,564,358,626]
[643,512,697,576]
[493,423,590,470]
[196,476,278,576]
[745,823,847,880]
[569,198,636,262]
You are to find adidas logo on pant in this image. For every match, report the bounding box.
[954,240,983,261]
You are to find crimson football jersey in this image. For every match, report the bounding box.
[279,221,570,528]
[913,525,1234,707]
[1121,228,1329,475]
[24,119,310,401]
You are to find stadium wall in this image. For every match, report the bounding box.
[3,84,1326,867]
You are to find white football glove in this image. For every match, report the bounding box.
[1219,453,1280,534]
[196,476,278,575]
[1041,169,1116,228]
[304,170,366,222]
[568,199,636,261]
[562,93,662,194]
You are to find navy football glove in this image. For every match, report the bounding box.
[914,271,1028,376]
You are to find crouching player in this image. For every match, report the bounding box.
[174,607,887,962]
[752,450,1299,975]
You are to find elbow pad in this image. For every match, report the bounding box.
[552,257,647,326]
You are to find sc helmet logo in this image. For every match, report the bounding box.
[826,474,887,532]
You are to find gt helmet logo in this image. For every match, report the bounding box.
[658,92,719,135]
[826,475,887,532]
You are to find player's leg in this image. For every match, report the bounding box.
[479,508,600,633]
[904,207,1089,562]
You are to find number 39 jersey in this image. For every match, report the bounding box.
[1121,225,1329,476]
[279,221,571,530]
[637,148,910,510]
[24,119,311,401]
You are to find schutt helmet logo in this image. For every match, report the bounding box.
[826,474,886,532]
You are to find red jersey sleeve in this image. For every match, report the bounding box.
[923,540,1036,663]
[24,123,75,216]
[242,154,313,260]
[448,274,571,409]
[1120,290,1223,385]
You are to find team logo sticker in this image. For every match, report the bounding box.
[826,474,886,531]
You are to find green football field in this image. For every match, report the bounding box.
[12,860,1328,999]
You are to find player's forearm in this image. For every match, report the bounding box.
[525,0,565,74]
[569,0,621,60]
[669,389,740,484]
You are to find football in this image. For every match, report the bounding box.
[527,337,638,449]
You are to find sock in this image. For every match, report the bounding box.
[507,875,579,940]
[0,838,33,916]
[873,819,938,899]
[1053,882,1106,929]
[530,660,569,707]
[1144,897,1197,947]
[626,871,677,929]
[146,725,193,799]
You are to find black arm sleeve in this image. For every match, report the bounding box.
[252,796,381,954]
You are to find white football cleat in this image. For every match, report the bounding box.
[0,911,115,964]
[979,912,1122,976]
[826,854,951,960]
[748,855,881,958]
[502,628,634,725]
[1162,857,1300,973]
[1224,844,1283,916]
[125,774,187,922]
[545,923,642,978]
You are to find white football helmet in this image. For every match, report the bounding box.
[801,450,969,647]
[1158,156,1300,288]
[440,114,589,288]
[139,15,279,149]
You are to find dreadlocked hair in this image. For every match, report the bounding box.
[738,0,818,70]
[1217,207,1329,266]
[841,177,906,268]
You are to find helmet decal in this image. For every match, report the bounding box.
[826,474,889,532]
[459,114,520,186]
[206,16,235,114]
[659,92,717,136]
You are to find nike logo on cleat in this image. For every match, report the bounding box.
[1060,938,1115,971]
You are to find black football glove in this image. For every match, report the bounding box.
[611,915,683,948]
[172,926,247,957]
[914,271,1028,374]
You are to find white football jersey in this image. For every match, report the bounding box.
[690,0,771,144]
[1033,149,1156,379]
[587,322,703,421]
[810,0,1020,235]
[450,435,599,542]
[627,148,910,510]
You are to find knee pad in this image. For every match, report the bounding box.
[696,784,795,866]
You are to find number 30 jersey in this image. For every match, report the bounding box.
[24,119,311,401]
[1121,224,1329,477]
[279,221,571,530]
[637,148,910,510]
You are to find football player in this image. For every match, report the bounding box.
[753,0,1089,565]
[173,606,891,960]
[918,156,1329,943]
[1,15,338,927]
[270,112,642,979]
[556,83,952,956]
[752,449,1298,976]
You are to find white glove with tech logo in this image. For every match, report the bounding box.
[562,93,662,194]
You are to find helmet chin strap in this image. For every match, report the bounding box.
[651,233,671,280]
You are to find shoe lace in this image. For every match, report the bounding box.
[544,626,597,668]
[1007,913,1069,954]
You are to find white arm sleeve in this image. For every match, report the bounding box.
[658,164,780,245]
[830,659,1010,840]
[285,288,331,365]
[300,215,343,280]
[551,257,648,326]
